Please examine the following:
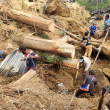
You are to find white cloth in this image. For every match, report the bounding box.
[82,56,91,71]
[105,105,109,110]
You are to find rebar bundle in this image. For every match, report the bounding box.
[0,49,26,77]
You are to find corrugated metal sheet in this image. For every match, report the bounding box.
[0,49,26,77]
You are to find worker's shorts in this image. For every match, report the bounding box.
[24,66,37,74]
[105,96,110,108]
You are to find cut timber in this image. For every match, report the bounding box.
[0,5,54,32]
[91,37,110,59]
[67,36,99,52]
[103,68,110,78]
[11,35,75,58]
[101,42,110,59]
[12,69,36,85]
[58,59,79,69]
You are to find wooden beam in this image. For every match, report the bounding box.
[0,4,54,32]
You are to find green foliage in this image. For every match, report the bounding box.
[41,33,48,39]
[35,32,48,39]
[75,0,110,11]
[16,22,23,29]
[37,51,67,65]
[57,29,66,36]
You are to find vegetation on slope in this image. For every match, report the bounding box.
[75,0,110,11]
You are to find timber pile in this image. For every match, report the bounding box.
[11,35,79,69]
[0,4,54,32]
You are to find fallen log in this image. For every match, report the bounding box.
[53,27,99,51]
[0,4,54,32]
[67,36,99,52]
[102,43,110,59]
[91,38,110,59]
[12,69,36,85]
[11,35,75,58]
[55,25,82,41]
[44,59,79,69]
[11,35,79,69]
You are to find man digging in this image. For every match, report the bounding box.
[79,56,91,76]
[19,45,40,74]
[75,70,97,98]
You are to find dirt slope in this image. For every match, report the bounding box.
[0,73,101,110]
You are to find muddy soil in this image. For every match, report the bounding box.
[0,1,109,110]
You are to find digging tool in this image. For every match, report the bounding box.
[97,87,106,110]
[74,69,79,84]
[29,53,40,78]
[3,66,14,78]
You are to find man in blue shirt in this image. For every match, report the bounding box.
[90,22,97,37]
[0,50,8,59]
[19,45,40,73]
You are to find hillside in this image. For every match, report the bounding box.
[0,0,109,110]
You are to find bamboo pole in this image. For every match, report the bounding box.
[91,31,109,69]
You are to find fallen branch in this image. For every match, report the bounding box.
[55,25,82,41]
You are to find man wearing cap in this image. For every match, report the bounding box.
[0,50,8,59]
[98,14,110,39]
[90,22,97,37]
[79,56,91,75]
[19,45,40,73]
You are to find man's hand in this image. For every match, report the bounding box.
[79,41,82,44]
[84,70,86,72]
[30,55,34,59]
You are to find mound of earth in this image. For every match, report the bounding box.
[0,70,101,110]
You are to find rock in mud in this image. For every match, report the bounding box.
[95,69,110,87]
[103,68,110,78]
[46,0,70,17]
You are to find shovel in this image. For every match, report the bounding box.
[74,69,79,84]
[29,53,40,78]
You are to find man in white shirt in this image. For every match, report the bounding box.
[79,56,91,75]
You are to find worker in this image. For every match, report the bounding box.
[98,14,110,39]
[75,70,97,98]
[102,86,110,110]
[90,22,97,37]
[19,45,40,73]
[79,56,91,75]
[80,32,92,58]
[0,50,8,59]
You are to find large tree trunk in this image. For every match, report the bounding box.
[11,35,75,58]
[43,59,79,69]
[0,4,54,32]
[11,35,79,69]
